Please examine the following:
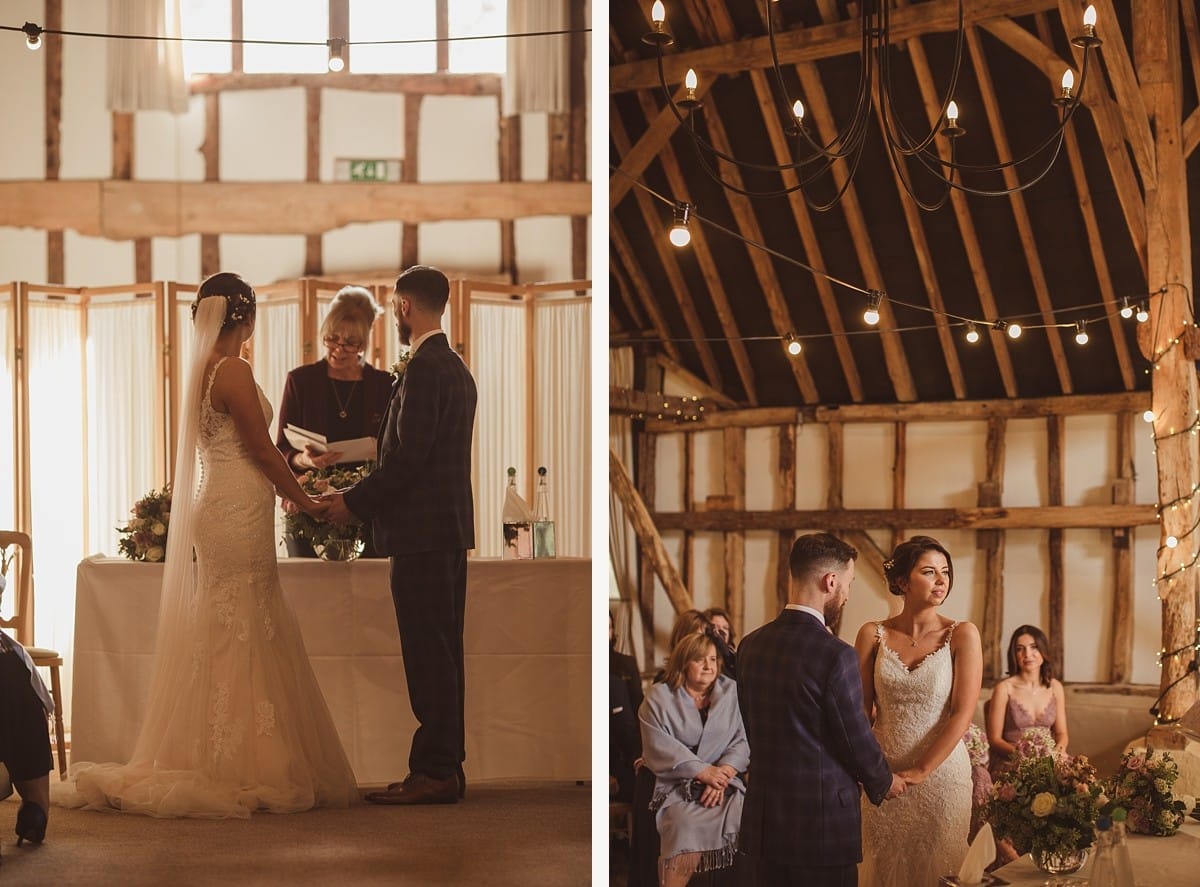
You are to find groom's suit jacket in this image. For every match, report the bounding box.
[344,333,476,555]
[736,608,892,868]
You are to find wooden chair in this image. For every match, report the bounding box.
[0,531,67,778]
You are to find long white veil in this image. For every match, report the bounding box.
[129,295,227,764]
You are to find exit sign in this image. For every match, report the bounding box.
[334,158,403,183]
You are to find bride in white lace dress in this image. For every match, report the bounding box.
[66,273,358,818]
[853,536,982,886]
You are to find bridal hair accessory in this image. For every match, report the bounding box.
[190,289,256,325]
[882,558,896,572]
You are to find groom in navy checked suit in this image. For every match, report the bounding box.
[326,265,477,805]
[737,533,903,886]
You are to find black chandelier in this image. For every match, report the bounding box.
[642,0,1103,212]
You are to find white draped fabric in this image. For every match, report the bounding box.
[107,0,188,113]
[504,0,568,115]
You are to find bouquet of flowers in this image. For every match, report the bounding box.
[1104,746,1189,835]
[986,751,1103,861]
[283,463,373,555]
[116,486,172,562]
[963,723,990,767]
[1013,725,1060,761]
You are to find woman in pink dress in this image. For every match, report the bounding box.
[985,624,1069,776]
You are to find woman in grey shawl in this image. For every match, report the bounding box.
[639,631,749,886]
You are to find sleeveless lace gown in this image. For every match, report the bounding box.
[859,623,971,886]
[67,360,358,817]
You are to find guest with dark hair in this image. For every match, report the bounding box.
[639,632,748,887]
[0,633,53,849]
[986,624,1068,773]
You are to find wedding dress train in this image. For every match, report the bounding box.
[65,359,357,817]
[859,622,971,886]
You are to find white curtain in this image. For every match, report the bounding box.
[107,0,188,113]
[471,302,528,558]
[0,294,14,626]
[27,301,87,726]
[253,300,301,430]
[86,300,159,558]
[504,0,568,115]
[534,299,589,556]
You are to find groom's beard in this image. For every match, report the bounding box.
[398,317,413,346]
[823,599,844,624]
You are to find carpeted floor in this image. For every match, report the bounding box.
[1,782,589,886]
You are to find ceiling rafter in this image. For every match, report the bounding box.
[611,0,1061,94]
[611,224,684,365]
[611,107,725,390]
[609,252,647,333]
[1086,0,1156,184]
[631,87,759,405]
[966,26,1074,394]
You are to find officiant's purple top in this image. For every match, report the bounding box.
[274,359,393,466]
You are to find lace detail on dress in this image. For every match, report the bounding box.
[860,626,972,886]
[209,682,245,761]
[255,701,276,736]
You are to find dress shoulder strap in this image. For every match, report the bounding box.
[945,620,960,642]
[874,621,885,644]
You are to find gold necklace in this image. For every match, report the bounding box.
[904,623,943,647]
[330,377,360,419]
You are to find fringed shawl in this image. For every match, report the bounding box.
[638,675,749,871]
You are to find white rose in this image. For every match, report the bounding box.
[1031,792,1057,817]
[146,546,164,562]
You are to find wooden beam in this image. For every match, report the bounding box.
[892,421,907,554]
[189,72,500,96]
[45,0,63,284]
[402,94,423,269]
[1047,415,1066,679]
[635,422,658,670]
[967,27,1073,395]
[435,0,449,73]
[609,386,716,419]
[611,0,1060,93]
[609,80,714,208]
[651,504,1157,532]
[499,109,519,281]
[610,110,725,390]
[630,88,758,405]
[723,427,746,640]
[1085,0,1156,185]
[1110,412,1135,683]
[826,421,846,635]
[776,424,796,610]
[610,226,682,364]
[652,354,740,409]
[979,417,1007,680]
[304,86,322,276]
[682,433,694,590]
[0,180,591,239]
[612,449,694,615]
[644,391,1148,432]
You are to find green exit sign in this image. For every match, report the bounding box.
[335,158,403,183]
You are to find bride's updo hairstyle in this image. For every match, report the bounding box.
[882,535,955,598]
[191,271,256,330]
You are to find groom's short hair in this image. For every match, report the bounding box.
[789,532,857,582]
[395,265,449,313]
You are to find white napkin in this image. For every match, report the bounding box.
[957,823,996,885]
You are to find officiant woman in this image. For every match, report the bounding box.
[276,285,393,557]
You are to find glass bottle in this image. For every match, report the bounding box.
[532,466,556,559]
[502,466,532,559]
[1111,817,1135,887]
[1089,816,1117,887]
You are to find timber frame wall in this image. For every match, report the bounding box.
[4,0,590,287]
[619,390,1157,687]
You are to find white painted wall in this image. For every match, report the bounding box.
[637,368,1163,686]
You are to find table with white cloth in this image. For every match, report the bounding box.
[70,555,589,785]
[994,818,1200,885]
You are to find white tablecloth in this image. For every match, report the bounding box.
[995,819,1200,885]
[71,555,589,785]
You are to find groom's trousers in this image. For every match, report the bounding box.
[389,550,467,781]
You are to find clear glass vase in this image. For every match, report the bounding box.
[315,537,365,561]
[1032,845,1088,875]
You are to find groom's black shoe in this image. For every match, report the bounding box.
[386,770,466,799]
[367,773,458,806]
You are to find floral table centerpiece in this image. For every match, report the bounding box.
[116,486,172,562]
[283,463,373,560]
[986,750,1103,874]
[1104,746,1192,836]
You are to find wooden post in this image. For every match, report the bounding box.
[45,0,63,284]
[776,424,796,610]
[402,94,423,269]
[304,87,322,275]
[201,94,221,276]
[979,417,1007,680]
[1135,0,1198,721]
[636,420,658,669]
[891,421,907,553]
[827,422,845,635]
[724,427,746,640]
[1111,412,1135,683]
[682,433,694,589]
[1047,415,1065,679]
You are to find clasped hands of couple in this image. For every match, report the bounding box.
[885,767,924,801]
[284,492,356,524]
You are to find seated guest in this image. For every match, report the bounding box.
[0,633,53,848]
[639,632,749,887]
[610,611,643,803]
[275,285,392,557]
[986,624,1068,775]
[702,607,737,680]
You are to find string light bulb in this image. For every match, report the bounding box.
[668,202,692,247]
[783,333,802,356]
[1136,304,1150,323]
[1167,535,1179,549]
[1119,296,1133,319]
[327,37,346,72]
[23,21,43,50]
[1074,320,1089,345]
[863,290,883,326]
[965,322,979,344]
[1144,409,1155,423]
[1007,322,1023,340]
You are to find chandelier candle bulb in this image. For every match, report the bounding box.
[793,99,805,122]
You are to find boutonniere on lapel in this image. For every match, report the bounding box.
[389,350,411,385]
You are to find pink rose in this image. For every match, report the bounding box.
[998,784,1017,802]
